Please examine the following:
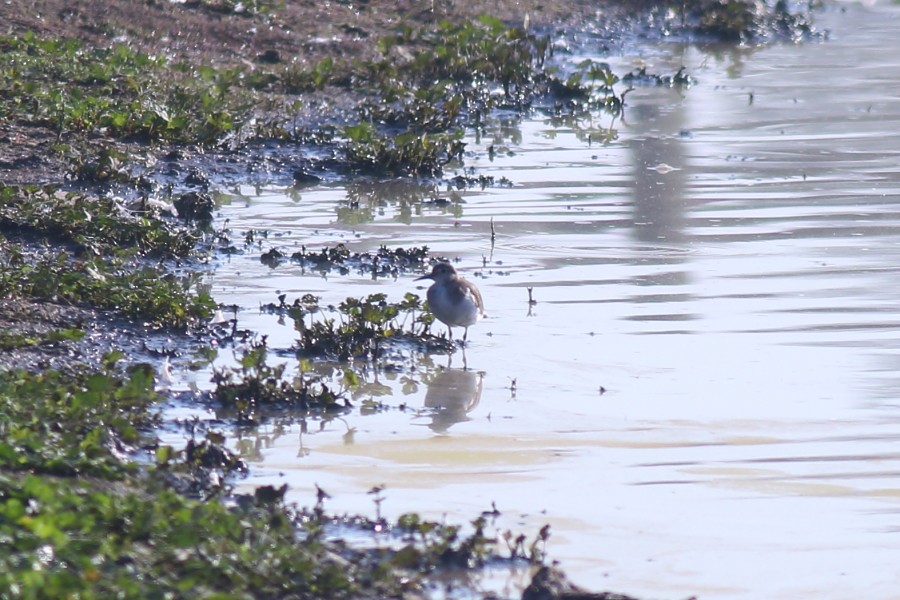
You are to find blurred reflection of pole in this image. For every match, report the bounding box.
[627,87,689,244]
[423,368,484,433]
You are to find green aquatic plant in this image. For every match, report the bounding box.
[0,183,216,331]
[0,452,552,598]
[0,327,85,351]
[394,513,495,570]
[683,0,818,42]
[257,16,629,177]
[0,185,200,258]
[0,32,253,146]
[0,246,216,329]
[373,16,551,105]
[0,353,159,478]
[211,343,350,423]
[285,292,443,361]
[341,122,466,177]
[326,17,551,176]
[0,474,433,599]
[622,66,694,88]
[292,242,352,270]
[0,353,563,599]
[0,19,631,181]
[278,57,342,93]
[286,243,433,277]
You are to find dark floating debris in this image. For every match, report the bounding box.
[174,191,215,225]
[284,243,438,278]
[259,247,285,268]
[622,66,695,88]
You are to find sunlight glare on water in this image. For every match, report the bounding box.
[195,2,900,598]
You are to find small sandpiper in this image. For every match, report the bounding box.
[416,262,485,343]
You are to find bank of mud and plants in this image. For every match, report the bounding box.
[0,0,822,596]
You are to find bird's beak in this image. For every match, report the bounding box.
[414,274,432,281]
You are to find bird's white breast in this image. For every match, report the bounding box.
[428,282,482,327]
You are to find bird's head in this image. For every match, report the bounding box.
[415,262,459,283]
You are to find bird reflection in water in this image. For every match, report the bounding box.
[422,368,484,433]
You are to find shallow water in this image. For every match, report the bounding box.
[180,2,900,598]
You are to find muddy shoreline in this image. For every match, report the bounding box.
[1,0,623,186]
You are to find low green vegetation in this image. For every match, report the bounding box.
[0,16,634,179]
[0,354,156,478]
[283,292,446,360]
[693,0,817,42]
[0,328,85,351]
[0,2,819,181]
[0,184,216,330]
[211,342,351,423]
[0,356,538,598]
[0,185,200,257]
[333,16,628,176]
[208,287,455,424]
[0,32,254,146]
[341,123,467,177]
[0,249,216,329]
[373,16,552,101]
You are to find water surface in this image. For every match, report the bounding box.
[184,3,900,597]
